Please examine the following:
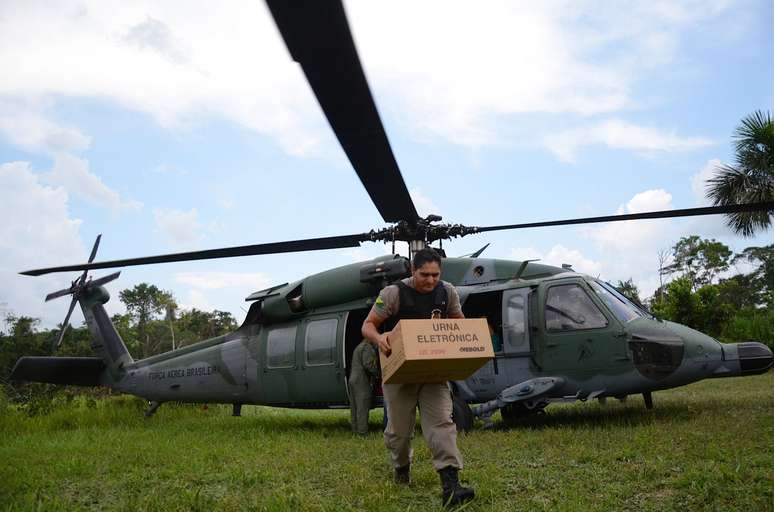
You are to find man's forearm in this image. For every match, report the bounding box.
[362,321,380,345]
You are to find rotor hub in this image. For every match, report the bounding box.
[365,215,480,245]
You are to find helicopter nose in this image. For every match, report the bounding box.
[736,341,773,375]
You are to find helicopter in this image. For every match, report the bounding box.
[10,0,774,430]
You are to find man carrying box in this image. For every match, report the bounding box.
[361,248,475,507]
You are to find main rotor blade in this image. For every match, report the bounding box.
[266,0,419,224]
[475,202,774,233]
[21,234,366,276]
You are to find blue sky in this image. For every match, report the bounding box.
[1,0,772,329]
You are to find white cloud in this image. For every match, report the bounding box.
[174,271,273,291]
[578,188,712,298]
[347,1,732,148]
[586,189,676,250]
[122,16,189,65]
[42,153,143,211]
[577,189,677,297]
[177,289,212,312]
[0,102,91,154]
[691,158,722,205]
[511,179,766,301]
[544,119,714,163]
[508,247,544,262]
[685,158,738,236]
[153,207,203,249]
[0,1,326,156]
[409,187,440,218]
[0,1,735,155]
[509,244,602,275]
[509,240,670,300]
[0,161,86,327]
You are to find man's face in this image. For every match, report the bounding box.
[412,261,441,294]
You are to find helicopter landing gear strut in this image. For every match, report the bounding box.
[232,403,242,417]
[144,401,162,417]
[500,401,547,428]
[643,392,654,410]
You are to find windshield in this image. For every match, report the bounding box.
[588,280,645,323]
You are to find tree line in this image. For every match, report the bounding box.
[615,238,772,348]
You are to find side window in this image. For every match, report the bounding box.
[545,284,608,331]
[305,318,337,366]
[267,325,297,368]
[503,288,530,353]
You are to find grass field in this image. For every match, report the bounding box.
[1,373,772,512]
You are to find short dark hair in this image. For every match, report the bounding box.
[413,248,442,269]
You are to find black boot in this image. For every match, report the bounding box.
[438,467,474,507]
[394,464,411,485]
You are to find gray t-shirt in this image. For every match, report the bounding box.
[370,277,462,320]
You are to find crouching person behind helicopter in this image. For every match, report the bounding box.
[349,338,379,435]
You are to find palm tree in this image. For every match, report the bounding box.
[708,110,774,236]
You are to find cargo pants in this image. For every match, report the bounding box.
[383,382,463,471]
[348,375,373,435]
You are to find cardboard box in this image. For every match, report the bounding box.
[380,318,494,384]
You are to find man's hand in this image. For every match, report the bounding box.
[375,332,391,356]
[362,310,391,355]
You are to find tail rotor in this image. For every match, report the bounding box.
[45,235,120,351]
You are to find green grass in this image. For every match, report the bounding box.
[1,373,772,511]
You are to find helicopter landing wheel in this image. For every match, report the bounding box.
[451,394,473,433]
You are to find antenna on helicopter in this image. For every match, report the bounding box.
[43,235,120,352]
[512,259,541,281]
[460,244,490,258]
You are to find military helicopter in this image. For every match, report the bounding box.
[11,0,773,430]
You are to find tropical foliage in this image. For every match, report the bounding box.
[708,110,774,236]
[649,238,772,347]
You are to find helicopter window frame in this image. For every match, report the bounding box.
[544,283,609,332]
[266,324,298,369]
[304,318,338,367]
[588,280,643,324]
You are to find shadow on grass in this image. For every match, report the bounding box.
[494,404,686,431]
[489,391,766,431]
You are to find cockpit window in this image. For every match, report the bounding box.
[589,281,643,323]
[545,284,608,331]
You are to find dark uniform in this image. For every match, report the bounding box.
[349,339,379,435]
